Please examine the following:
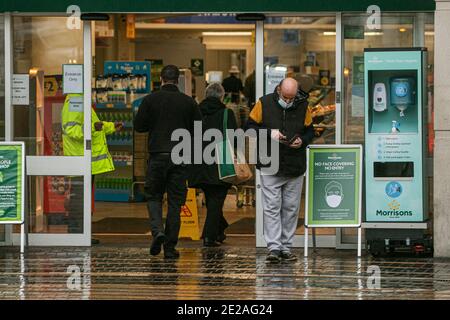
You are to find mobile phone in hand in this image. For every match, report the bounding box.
[289,134,300,144]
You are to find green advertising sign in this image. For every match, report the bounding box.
[352,56,364,86]
[305,145,362,227]
[0,143,25,224]
[344,25,365,39]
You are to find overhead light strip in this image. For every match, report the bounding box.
[202,31,253,36]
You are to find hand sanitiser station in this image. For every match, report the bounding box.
[363,48,431,256]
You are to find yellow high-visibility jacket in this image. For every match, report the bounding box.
[61,94,115,175]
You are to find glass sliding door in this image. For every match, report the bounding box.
[256,15,337,247]
[0,14,6,244]
[8,15,93,246]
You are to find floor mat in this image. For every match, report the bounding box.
[226,217,304,235]
[93,217,303,235]
[93,217,151,234]
[226,217,255,234]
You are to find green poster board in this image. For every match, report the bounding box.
[0,142,25,224]
[344,25,365,39]
[305,145,362,227]
[352,56,364,86]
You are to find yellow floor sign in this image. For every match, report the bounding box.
[179,188,200,240]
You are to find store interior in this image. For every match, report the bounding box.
[92,14,339,240]
[10,14,341,240]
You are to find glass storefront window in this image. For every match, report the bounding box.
[342,14,415,145]
[12,175,84,234]
[0,14,5,242]
[424,14,434,159]
[12,17,84,157]
[340,13,433,244]
[264,16,337,237]
[0,14,4,142]
[264,16,337,145]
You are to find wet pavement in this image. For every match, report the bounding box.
[1,240,450,300]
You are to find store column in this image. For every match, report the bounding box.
[433,0,450,257]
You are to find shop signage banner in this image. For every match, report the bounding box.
[344,25,365,39]
[63,64,83,94]
[12,74,30,105]
[0,143,25,224]
[265,66,286,95]
[305,145,362,227]
[190,59,204,77]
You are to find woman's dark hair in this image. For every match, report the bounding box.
[161,65,180,83]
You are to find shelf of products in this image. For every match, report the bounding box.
[95,177,133,202]
[93,61,151,203]
[308,86,336,144]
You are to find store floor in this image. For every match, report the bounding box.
[1,244,449,300]
[92,192,336,237]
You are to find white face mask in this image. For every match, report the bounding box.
[326,194,343,208]
[278,98,293,109]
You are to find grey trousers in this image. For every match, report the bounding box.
[260,174,304,252]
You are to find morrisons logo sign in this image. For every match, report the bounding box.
[376,200,413,217]
[376,209,413,217]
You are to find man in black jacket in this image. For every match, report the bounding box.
[135,65,201,259]
[222,66,244,103]
[246,77,314,263]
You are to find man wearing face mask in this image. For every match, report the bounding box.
[246,77,314,263]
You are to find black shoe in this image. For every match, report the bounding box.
[216,233,226,243]
[203,238,220,247]
[91,238,100,245]
[150,232,166,256]
[280,251,297,261]
[266,250,281,263]
[164,248,180,259]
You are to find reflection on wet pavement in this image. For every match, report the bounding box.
[1,246,450,300]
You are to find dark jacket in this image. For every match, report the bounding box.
[134,84,201,154]
[188,97,238,188]
[245,87,314,177]
[222,75,243,103]
[243,71,256,108]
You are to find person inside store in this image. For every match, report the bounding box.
[222,65,244,104]
[134,65,202,259]
[243,70,256,110]
[245,77,314,263]
[188,83,238,247]
[62,93,123,244]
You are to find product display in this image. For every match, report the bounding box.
[308,87,336,144]
[94,61,151,202]
[95,73,148,92]
[95,178,133,190]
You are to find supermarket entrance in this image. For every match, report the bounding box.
[4,13,339,248]
[90,14,258,240]
[89,14,339,247]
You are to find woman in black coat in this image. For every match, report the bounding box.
[189,83,238,247]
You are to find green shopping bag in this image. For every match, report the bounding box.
[216,108,236,182]
[216,108,253,184]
